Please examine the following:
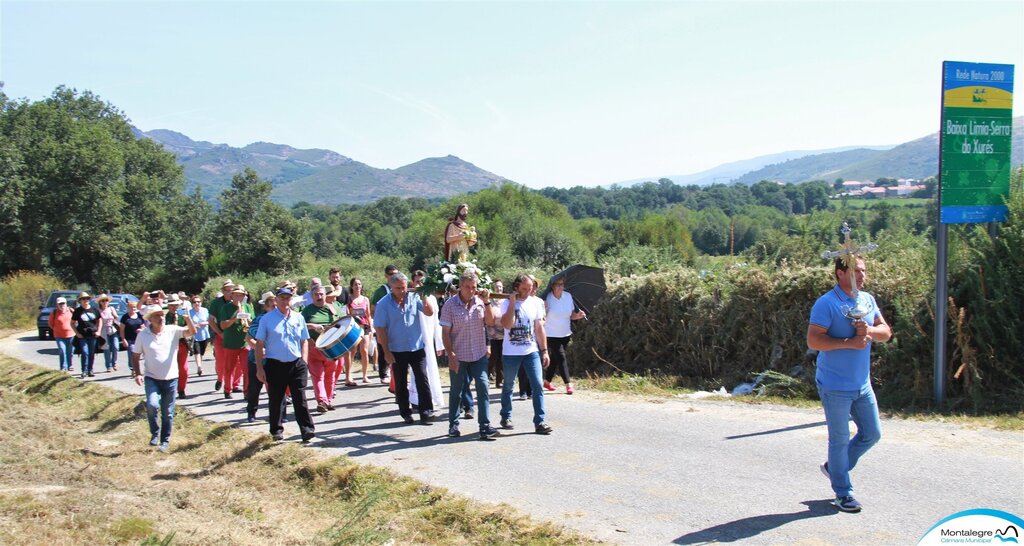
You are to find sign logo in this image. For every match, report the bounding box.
[918,508,1024,545]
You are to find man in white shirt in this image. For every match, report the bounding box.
[498,273,552,434]
[132,305,196,453]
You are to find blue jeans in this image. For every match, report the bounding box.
[55,337,74,370]
[460,374,474,411]
[79,337,97,375]
[818,383,882,497]
[448,356,491,430]
[501,352,546,425]
[144,377,178,443]
[102,335,119,369]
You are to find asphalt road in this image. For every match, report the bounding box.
[3,332,1022,545]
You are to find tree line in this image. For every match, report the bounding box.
[0,85,944,292]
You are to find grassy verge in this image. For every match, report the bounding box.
[0,355,594,545]
[574,372,1024,430]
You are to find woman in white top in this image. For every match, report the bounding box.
[409,271,445,414]
[96,294,121,372]
[543,279,587,394]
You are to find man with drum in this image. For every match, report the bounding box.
[374,271,436,425]
[441,271,501,440]
[254,286,315,443]
[302,284,343,414]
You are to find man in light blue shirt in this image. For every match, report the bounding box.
[374,272,436,425]
[255,286,315,443]
[807,257,892,514]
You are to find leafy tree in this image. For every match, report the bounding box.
[214,168,309,275]
[0,86,186,289]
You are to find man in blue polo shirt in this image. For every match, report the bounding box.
[807,257,891,513]
[374,271,436,425]
[255,286,315,443]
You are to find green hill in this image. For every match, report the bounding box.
[732,116,1023,183]
[732,148,884,184]
[134,128,505,203]
[272,155,505,206]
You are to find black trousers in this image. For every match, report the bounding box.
[544,336,572,384]
[377,341,388,379]
[391,349,431,418]
[265,357,314,436]
[488,339,504,386]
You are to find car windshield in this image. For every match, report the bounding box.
[45,291,80,307]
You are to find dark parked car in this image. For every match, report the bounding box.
[36,290,81,340]
[37,291,139,340]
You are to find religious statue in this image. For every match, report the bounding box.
[443,203,477,263]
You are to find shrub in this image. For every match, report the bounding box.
[0,270,66,328]
[568,243,1021,413]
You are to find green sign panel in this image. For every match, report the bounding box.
[939,61,1014,223]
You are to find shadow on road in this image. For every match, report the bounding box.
[724,421,827,440]
[672,500,836,544]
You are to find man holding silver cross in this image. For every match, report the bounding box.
[807,226,891,514]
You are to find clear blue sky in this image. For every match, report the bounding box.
[2,1,1022,188]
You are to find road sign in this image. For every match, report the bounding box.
[939,61,1014,224]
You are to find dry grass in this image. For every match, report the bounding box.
[0,356,595,545]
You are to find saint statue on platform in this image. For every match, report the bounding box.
[444,203,477,263]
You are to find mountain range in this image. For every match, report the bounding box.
[638,116,1022,186]
[131,128,506,206]
[136,116,1023,206]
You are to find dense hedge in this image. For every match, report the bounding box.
[568,251,1020,413]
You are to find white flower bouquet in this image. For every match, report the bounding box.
[418,259,493,295]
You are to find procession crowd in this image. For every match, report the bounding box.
[44,265,586,452]
[41,203,890,514]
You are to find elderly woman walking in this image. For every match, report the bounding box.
[543,278,587,394]
[48,296,76,372]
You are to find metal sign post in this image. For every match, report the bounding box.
[935,61,1015,405]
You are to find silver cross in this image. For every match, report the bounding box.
[821,223,878,319]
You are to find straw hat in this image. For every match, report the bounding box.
[165,293,183,306]
[142,305,165,321]
[231,284,247,295]
[95,294,111,303]
[257,291,276,305]
[77,291,92,301]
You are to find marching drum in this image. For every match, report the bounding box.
[315,316,363,360]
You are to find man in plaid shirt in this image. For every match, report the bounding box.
[440,271,501,440]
